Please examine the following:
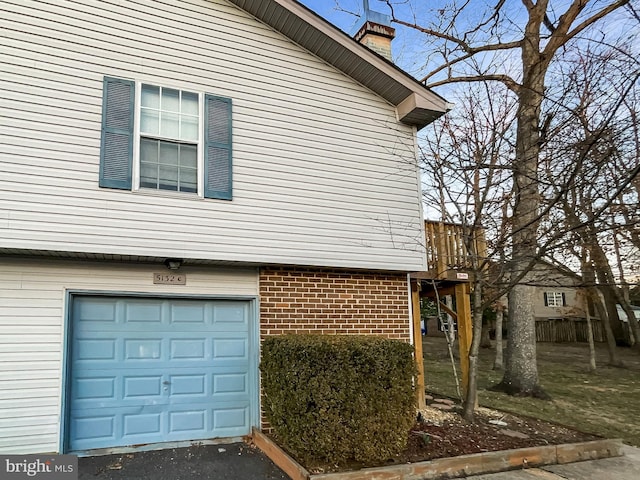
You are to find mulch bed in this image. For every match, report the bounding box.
[301,395,601,474]
[404,405,599,462]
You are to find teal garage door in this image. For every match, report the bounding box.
[68,296,256,452]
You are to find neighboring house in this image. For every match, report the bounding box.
[524,262,604,342]
[0,0,447,454]
[617,304,640,324]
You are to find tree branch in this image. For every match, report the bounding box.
[428,74,521,93]
[544,0,630,58]
[420,40,522,83]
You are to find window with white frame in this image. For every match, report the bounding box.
[99,76,232,200]
[544,291,566,307]
[139,85,199,193]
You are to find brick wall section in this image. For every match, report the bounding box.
[259,267,411,340]
[258,266,412,432]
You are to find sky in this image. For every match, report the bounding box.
[296,0,434,79]
[298,1,363,34]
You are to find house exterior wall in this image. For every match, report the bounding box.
[258,266,411,432]
[0,0,426,272]
[259,267,411,340]
[0,257,259,454]
[519,263,587,320]
[533,288,586,320]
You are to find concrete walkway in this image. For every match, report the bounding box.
[466,445,640,480]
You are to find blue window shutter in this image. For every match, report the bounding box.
[99,77,134,189]
[543,292,548,306]
[204,95,232,200]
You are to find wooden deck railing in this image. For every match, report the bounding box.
[424,220,487,280]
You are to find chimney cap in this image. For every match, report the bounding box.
[362,0,391,27]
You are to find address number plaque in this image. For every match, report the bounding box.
[153,273,187,285]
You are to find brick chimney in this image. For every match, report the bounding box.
[353,1,395,61]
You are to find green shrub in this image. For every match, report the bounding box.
[260,334,416,465]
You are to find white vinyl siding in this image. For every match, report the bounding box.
[0,258,259,454]
[0,0,425,271]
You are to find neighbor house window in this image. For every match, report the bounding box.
[544,291,566,307]
[99,76,232,200]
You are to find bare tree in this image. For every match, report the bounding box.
[376,0,635,397]
[538,42,640,353]
[421,81,516,419]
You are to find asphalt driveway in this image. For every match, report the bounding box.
[78,442,288,480]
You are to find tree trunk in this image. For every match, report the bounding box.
[583,293,597,372]
[613,292,640,350]
[497,284,549,398]
[591,243,630,345]
[497,34,548,397]
[612,233,636,346]
[463,283,483,421]
[589,287,622,366]
[480,319,493,348]
[599,283,630,345]
[493,307,504,370]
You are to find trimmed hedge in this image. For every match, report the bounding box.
[260,334,416,465]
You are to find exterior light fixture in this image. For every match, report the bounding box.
[164,258,183,270]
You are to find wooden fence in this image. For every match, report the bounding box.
[535,318,605,343]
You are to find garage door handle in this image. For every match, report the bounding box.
[163,381,171,385]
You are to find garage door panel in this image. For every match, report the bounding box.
[170,303,207,323]
[75,339,117,360]
[123,338,163,360]
[124,301,164,323]
[213,406,249,433]
[170,338,207,359]
[212,337,247,360]
[212,303,248,324]
[168,410,207,434]
[123,375,164,398]
[123,413,162,437]
[75,301,118,322]
[213,373,248,396]
[73,377,116,400]
[73,415,116,442]
[169,374,206,396]
[68,296,255,452]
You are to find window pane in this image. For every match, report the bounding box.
[140,161,158,188]
[179,145,197,192]
[182,92,199,115]
[141,85,160,108]
[180,144,197,169]
[159,165,178,191]
[159,142,179,166]
[179,167,197,192]
[162,88,180,112]
[140,108,159,135]
[140,138,158,163]
[160,111,180,138]
[181,115,199,142]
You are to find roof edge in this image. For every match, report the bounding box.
[225,0,448,128]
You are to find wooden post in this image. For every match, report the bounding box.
[435,222,448,276]
[454,282,472,396]
[411,281,426,409]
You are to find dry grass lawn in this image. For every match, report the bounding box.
[423,336,640,446]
